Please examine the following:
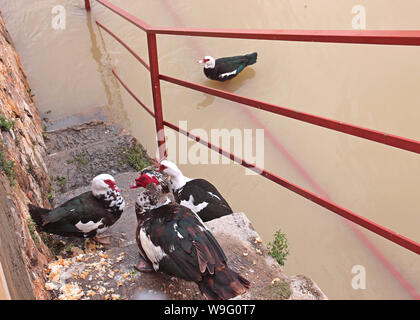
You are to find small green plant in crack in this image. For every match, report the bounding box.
[28,218,40,244]
[42,123,48,139]
[120,144,153,171]
[47,192,54,201]
[65,243,73,253]
[27,163,36,180]
[0,114,15,132]
[56,176,67,189]
[26,88,35,100]
[0,150,16,186]
[28,217,63,256]
[74,154,89,166]
[39,232,64,257]
[267,229,290,266]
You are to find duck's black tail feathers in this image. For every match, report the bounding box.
[199,267,250,300]
[246,52,258,66]
[28,203,50,227]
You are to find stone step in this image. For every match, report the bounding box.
[45,122,152,193]
[50,176,327,300]
[43,205,327,300]
[43,106,112,132]
[45,120,125,154]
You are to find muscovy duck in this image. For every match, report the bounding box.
[28,174,125,244]
[198,52,257,81]
[157,160,233,222]
[130,173,167,221]
[131,174,250,300]
[138,165,172,194]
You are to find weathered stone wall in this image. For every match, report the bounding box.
[0,11,51,299]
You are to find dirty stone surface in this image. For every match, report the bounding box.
[46,172,326,300]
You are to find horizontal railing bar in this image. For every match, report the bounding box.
[163,120,420,255]
[95,0,150,32]
[160,74,420,155]
[112,69,155,117]
[97,21,150,71]
[95,0,420,46]
[150,27,420,45]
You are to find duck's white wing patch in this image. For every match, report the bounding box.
[139,228,166,271]
[173,223,184,239]
[180,195,209,231]
[219,69,237,79]
[75,220,102,233]
[180,195,208,213]
[208,192,221,200]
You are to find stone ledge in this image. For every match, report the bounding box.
[43,204,327,300]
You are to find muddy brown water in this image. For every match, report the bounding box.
[1,0,419,299]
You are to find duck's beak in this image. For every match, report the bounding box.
[197,59,204,64]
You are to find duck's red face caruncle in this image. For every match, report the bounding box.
[104,179,120,192]
[198,58,210,64]
[131,174,160,189]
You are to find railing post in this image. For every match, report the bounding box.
[85,0,91,11]
[147,32,167,160]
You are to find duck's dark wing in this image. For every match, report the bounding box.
[214,56,248,80]
[139,204,227,282]
[39,192,111,237]
[176,179,233,221]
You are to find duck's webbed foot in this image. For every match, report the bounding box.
[93,234,112,245]
[134,254,154,273]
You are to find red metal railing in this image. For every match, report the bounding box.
[86,0,420,256]
[158,0,420,299]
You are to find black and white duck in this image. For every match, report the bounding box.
[157,160,233,222]
[198,52,257,81]
[131,174,250,300]
[28,174,125,245]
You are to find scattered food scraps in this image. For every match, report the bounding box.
[255,237,263,244]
